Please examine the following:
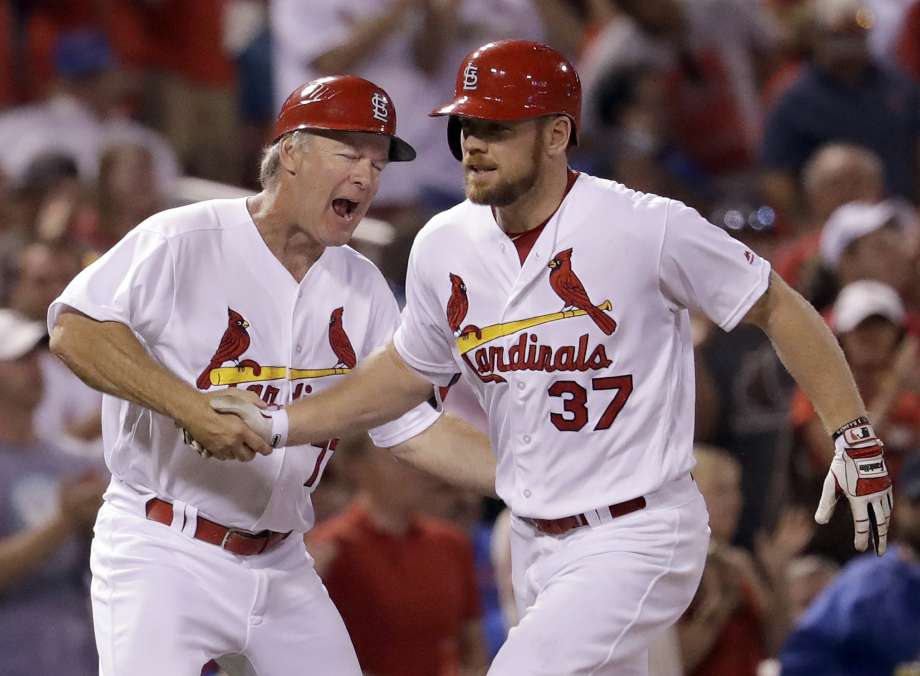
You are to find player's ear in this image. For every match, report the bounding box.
[543,115,571,157]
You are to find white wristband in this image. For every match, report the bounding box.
[270,408,289,448]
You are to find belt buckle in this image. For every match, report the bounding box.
[220,527,250,550]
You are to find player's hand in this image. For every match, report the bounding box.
[179,389,272,462]
[207,394,281,448]
[815,422,893,555]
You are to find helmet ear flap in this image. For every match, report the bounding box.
[447,116,463,161]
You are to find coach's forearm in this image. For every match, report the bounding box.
[49,310,204,423]
[286,342,433,446]
[745,272,866,433]
[390,415,497,497]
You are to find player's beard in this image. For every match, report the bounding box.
[465,137,542,207]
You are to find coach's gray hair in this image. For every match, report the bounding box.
[258,131,311,189]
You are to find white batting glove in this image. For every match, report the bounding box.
[815,421,893,555]
[208,394,289,449]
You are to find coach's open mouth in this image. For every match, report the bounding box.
[332,198,360,221]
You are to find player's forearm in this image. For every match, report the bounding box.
[50,311,204,424]
[390,415,497,497]
[745,272,866,433]
[286,342,433,446]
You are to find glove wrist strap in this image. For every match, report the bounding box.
[270,408,289,448]
[832,416,871,442]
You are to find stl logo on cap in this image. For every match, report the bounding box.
[371,92,389,123]
[463,63,478,90]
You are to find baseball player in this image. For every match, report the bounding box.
[47,75,494,675]
[209,42,893,675]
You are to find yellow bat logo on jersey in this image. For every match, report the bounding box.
[197,307,357,404]
[454,300,613,356]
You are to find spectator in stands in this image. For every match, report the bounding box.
[785,554,840,621]
[71,142,163,256]
[591,64,711,209]
[780,451,920,676]
[818,200,915,302]
[130,0,241,184]
[579,0,778,176]
[0,309,106,676]
[678,445,812,676]
[0,29,178,197]
[308,434,487,676]
[0,153,81,303]
[773,143,885,291]
[8,242,102,453]
[761,0,920,218]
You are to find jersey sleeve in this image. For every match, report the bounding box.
[658,200,771,331]
[47,226,176,344]
[392,237,460,387]
[363,272,442,449]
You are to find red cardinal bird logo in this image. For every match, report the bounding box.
[446,273,482,339]
[328,307,357,369]
[548,249,617,335]
[196,308,262,389]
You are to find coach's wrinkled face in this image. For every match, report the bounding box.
[459,117,548,207]
[282,130,389,247]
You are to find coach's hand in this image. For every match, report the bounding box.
[179,390,272,462]
[815,422,893,555]
[208,394,288,449]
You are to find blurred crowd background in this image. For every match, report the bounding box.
[1,0,920,674]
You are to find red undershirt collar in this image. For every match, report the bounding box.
[503,169,579,265]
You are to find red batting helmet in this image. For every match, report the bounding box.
[430,40,581,161]
[273,75,416,162]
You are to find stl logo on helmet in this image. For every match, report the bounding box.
[462,63,478,90]
[370,93,389,123]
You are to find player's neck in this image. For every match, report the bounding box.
[494,160,569,235]
[0,405,37,447]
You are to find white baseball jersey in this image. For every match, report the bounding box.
[49,197,439,533]
[394,173,769,519]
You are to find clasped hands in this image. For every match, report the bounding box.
[179,390,281,462]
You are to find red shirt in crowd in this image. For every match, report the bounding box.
[309,502,481,676]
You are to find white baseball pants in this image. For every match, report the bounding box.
[90,494,360,676]
[490,474,709,676]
